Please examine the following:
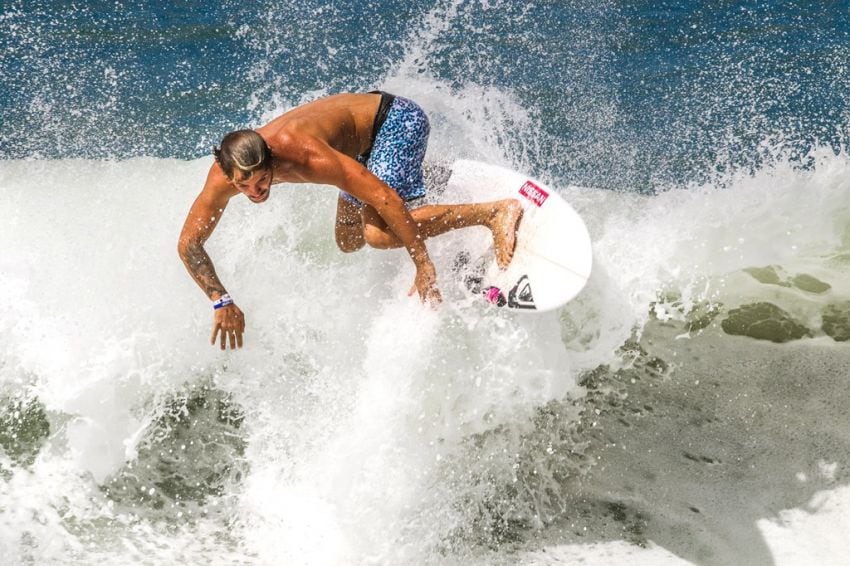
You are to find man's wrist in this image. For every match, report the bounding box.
[213,293,234,309]
[407,242,431,266]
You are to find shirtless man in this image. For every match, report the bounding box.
[178,91,522,350]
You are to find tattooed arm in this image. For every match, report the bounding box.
[177,165,245,350]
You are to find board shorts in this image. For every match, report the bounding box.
[340,91,430,206]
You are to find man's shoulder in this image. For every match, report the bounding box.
[202,162,238,199]
[267,127,324,164]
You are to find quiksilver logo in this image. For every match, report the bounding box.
[518,180,549,207]
[508,275,536,309]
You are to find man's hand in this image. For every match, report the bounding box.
[409,260,442,305]
[211,304,245,350]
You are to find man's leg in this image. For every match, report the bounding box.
[361,198,523,268]
[335,194,366,253]
[357,96,523,267]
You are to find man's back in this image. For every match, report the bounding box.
[257,93,381,160]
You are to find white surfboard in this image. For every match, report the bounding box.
[444,160,592,312]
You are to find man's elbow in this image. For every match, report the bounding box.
[177,240,188,260]
[177,239,199,263]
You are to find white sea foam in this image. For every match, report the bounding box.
[1,137,849,564]
[2,9,850,562]
[4,0,850,563]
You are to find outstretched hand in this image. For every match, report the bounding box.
[408,261,442,305]
[211,303,245,349]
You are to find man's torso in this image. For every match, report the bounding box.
[258,93,381,181]
[205,92,384,198]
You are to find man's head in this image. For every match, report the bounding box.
[214,129,273,203]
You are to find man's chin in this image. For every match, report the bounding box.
[249,192,269,203]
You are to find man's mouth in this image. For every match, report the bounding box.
[249,190,269,203]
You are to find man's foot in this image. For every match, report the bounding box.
[490,199,524,269]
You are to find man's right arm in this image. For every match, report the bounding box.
[177,167,245,350]
[177,168,234,299]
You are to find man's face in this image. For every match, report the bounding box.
[231,168,272,203]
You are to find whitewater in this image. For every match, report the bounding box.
[2,134,849,563]
[3,0,850,564]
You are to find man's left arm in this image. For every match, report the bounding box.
[298,138,441,303]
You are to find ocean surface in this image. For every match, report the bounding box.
[1,1,850,564]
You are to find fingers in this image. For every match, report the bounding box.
[227,328,243,350]
[212,323,244,350]
[224,330,242,349]
[417,284,442,305]
[426,287,443,305]
[408,283,416,297]
[220,327,243,350]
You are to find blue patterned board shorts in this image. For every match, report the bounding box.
[341,94,430,205]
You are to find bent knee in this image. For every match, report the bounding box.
[337,240,364,253]
[335,227,366,253]
[336,234,365,253]
[363,224,396,249]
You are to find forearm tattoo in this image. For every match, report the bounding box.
[180,244,227,299]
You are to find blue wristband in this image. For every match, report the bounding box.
[213,294,233,310]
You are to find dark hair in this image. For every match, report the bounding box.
[213,129,272,180]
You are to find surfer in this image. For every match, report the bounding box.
[178,91,523,349]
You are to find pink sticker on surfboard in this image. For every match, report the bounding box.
[518,180,549,207]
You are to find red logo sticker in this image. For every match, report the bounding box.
[518,180,549,207]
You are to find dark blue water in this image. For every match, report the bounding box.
[2,0,849,190]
